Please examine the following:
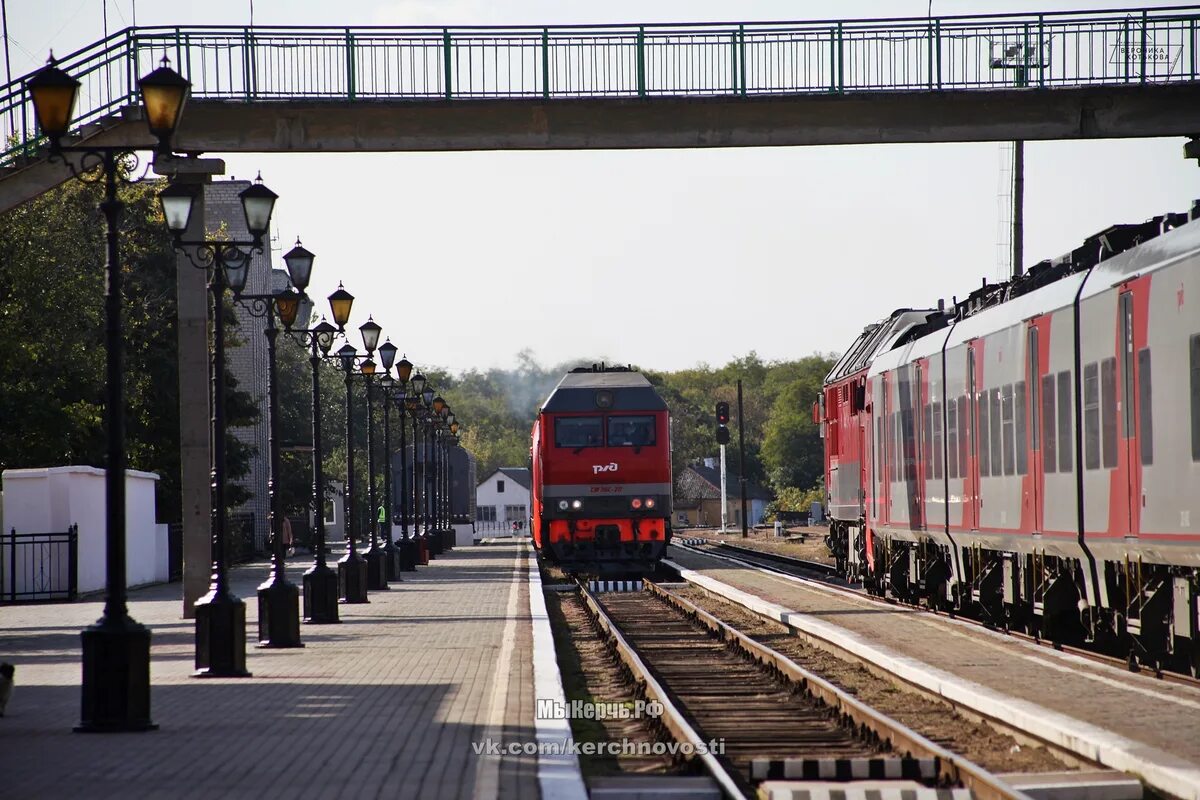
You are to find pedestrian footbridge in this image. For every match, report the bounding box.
[3,7,1199,209]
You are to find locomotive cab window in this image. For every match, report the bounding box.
[608,415,656,447]
[555,417,603,448]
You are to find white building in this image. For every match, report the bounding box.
[475,468,531,535]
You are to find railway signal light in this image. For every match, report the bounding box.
[716,401,730,425]
[716,424,730,445]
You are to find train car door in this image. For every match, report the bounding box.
[965,343,981,531]
[1119,289,1144,536]
[1026,322,1044,533]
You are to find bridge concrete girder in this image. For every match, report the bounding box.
[140,83,1200,152]
[3,82,1197,213]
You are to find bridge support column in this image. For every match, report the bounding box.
[159,157,225,619]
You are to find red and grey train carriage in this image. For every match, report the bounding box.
[820,203,1200,673]
[531,366,672,574]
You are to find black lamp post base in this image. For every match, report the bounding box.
[256,576,304,648]
[338,552,369,603]
[442,528,454,551]
[383,544,402,581]
[76,615,158,733]
[429,533,443,556]
[400,540,418,571]
[303,563,341,623]
[193,592,252,678]
[364,548,389,590]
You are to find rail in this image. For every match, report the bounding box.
[2,6,1198,164]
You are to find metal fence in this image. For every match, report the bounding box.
[0,525,78,603]
[2,6,1197,163]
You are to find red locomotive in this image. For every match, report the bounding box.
[820,204,1200,674]
[531,365,672,573]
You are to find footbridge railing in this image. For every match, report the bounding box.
[2,6,1198,163]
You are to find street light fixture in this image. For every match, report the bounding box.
[30,52,189,732]
[226,269,316,650]
[159,174,281,678]
[281,293,348,624]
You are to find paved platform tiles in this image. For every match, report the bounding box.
[0,542,543,800]
[666,545,1200,799]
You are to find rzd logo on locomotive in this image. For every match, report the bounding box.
[592,462,618,475]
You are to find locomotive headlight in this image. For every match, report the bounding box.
[645,498,656,509]
[631,498,643,510]
[558,500,569,511]
[571,499,583,510]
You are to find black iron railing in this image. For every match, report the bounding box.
[1,525,78,603]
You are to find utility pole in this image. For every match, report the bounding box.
[719,443,728,533]
[737,380,748,539]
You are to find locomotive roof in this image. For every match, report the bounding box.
[541,370,668,413]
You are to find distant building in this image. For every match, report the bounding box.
[475,468,531,533]
[674,458,773,528]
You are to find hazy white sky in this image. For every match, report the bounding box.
[7,1,1198,372]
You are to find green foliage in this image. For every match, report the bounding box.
[763,481,825,522]
[0,175,266,521]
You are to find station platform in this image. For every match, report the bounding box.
[665,545,1200,800]
[0,541,583,800]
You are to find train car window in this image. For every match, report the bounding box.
[607,415,656,447]
[1138,348,1153,466]
[1084,362,1100,470]
[555,417,603,448]
[1101,357,1117,469]
[958,394,969,479]
[1192,335,1200,462]
[1015,381,1028,475]
[947,399,959,479]
[1042,375,1057,473]
[1002,384,1015,476]
[875,416,883,498]
[931,402,940,479]
[978,393,991,478]
[989,387,1003,477]
[902,408,915,479]
[923,403,933,480]
[1057,370,1073,472]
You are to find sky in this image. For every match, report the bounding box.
[5,0,1197,374]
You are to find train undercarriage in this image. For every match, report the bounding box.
[828,521,1200,677]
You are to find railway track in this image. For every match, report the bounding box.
[684,537,1200,689]
[577,579,1023,800]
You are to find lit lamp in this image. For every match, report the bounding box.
[30,50,192,732]
[396,357,414,383]
[328,283,354,330]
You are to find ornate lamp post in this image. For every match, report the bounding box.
[206,238,317,650]
[391,365,416,571]
[159,174,279,678]
[422,385,443,557]
[281,282,351,623]
[356,318,389,592]
[31,54,189,730]
[329,319,383,603]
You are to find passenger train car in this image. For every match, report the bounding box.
[820,204,1200,674]
[531,366,672,573]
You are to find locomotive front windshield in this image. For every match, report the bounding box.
[554,415,657,448]
[555,416,603,448]
[607,415,656,447]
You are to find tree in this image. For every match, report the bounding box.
[0,174,264,522]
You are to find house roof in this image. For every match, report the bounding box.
[479,467,531,491]
[683,464,773,501]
